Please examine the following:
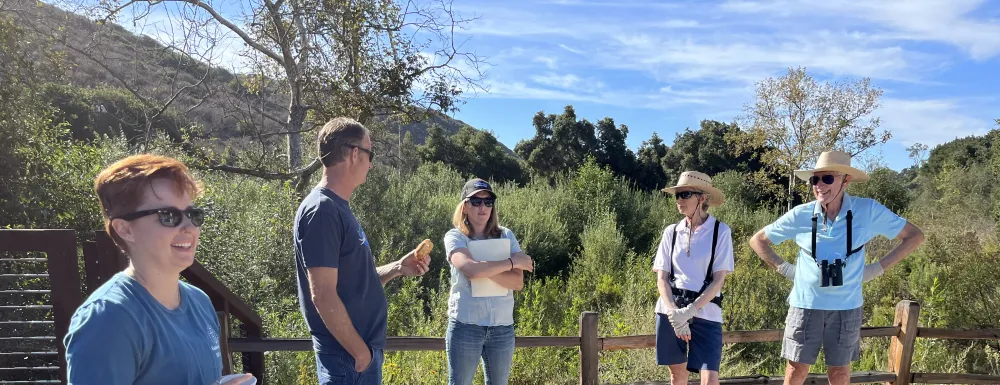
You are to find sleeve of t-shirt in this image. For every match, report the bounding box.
[713,224,736,274]
[868,200,907,239]
[444,229,469,263]
[504,228,523,254]
[64,301,144,385]
[652,225,676,272]
[763,207,804,244]
[300,210,343,269]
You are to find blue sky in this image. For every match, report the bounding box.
[90,0,1000,171]
[440,0,1000,171]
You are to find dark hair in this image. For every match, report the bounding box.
[317,117,368,166]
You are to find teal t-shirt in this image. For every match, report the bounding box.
[63,272,223,385]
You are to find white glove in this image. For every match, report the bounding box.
[670,305,698,325]
[777,261,796,280]
[862,262,884,283]
[672,318,691,339]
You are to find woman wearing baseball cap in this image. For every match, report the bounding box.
[652,171,735,385]
[443,178,534,385]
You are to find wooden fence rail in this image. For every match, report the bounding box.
[3,230,999,385]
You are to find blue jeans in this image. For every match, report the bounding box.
[315,347,384,385]
[446,319,515,385]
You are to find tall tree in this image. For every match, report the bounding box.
[633,132,669,190]
[906,143,929,169]
[41,0,485,190]
[595,117,637,177]
[419,125,525,184]
[731,66,890,209]
[515,105,601,181]
[660,120,765,179]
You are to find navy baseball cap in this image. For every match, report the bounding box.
[461,178,496,199]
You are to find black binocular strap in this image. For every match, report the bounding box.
[807,209,864,266]
[668,219,722,300]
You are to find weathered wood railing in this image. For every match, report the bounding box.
[3,229,999,385]
[226,304,1000,385]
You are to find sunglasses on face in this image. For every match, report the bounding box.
[116,207,205,228]
[674,191,703,200]
[344,143,375,163]
[467,197,495,208]
[809,174,839,186]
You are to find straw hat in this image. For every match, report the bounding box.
[661,171,725,207]
[793,150,869,182]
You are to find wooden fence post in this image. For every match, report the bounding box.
[217,310,233,375]
[579,312,599,385]
[888,300,920,385]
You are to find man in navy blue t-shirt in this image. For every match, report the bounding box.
[294,117,430,385]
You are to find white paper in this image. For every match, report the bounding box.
[467,238,512,297]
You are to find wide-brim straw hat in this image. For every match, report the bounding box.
[661,171,725,207]
[793,150,869,182]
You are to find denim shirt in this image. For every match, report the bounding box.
[443,227,521,326]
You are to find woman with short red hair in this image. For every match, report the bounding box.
[63,154,251,385]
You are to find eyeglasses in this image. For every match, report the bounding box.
[116,207,205,228]
[467,197,495,208]
[674,191,703,200]
[809,174,839,186]
[344,144,375,163]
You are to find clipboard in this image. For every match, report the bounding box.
[467,238,511,297]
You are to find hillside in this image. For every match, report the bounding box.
[5,0,514,155]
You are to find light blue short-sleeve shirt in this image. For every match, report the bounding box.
[764,193,907,310]
[443,227,522,326]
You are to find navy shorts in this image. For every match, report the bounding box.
[655,313,723,373]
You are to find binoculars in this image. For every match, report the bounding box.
[820,259,845,287]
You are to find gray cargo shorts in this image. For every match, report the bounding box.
[781,306,863,367]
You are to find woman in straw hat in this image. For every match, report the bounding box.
[749,150,925,385]
[652,171,735,385]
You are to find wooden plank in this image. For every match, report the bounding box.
[81,241,101,293]
[579,312,600,385]
[217,310,232,375]
[916,328,1000,340]
[42,229,82,385]
[888,301,920,385]
[602,326,900,351]
[602,335,654,351]
[515,336,580,348]
[911,373,1000,384]
[618,371,895,385]
[0,230,75,252]
[94,231,127,284]
[227,335,581,353]
[181,262,263,330]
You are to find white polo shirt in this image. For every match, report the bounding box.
[651,215,735,323]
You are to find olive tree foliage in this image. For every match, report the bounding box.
[730,67,890,209]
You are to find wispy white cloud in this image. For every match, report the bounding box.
[532,56,559,70]
[721,0,1000,60]
[558,44,584,55]
[878,98,995,147]
[530,73,581,89]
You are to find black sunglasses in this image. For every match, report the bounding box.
[467,197,495,208]
[675,191,703,200]
[116,207,205,227]
[344,143,375,162]
[809,174,840,186]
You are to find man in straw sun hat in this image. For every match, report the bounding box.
[749,150,925,385]
[653,171,734,385]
